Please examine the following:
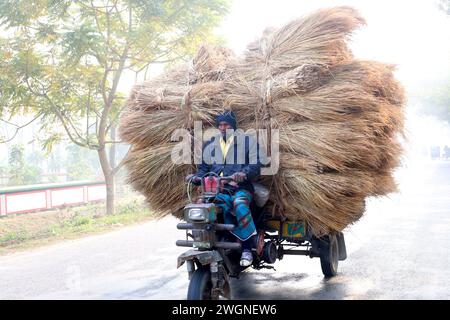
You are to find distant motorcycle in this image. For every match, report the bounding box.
[176,172,347,300]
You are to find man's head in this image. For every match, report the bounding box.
[215,111,237,137]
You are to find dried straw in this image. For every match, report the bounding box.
[119,7,405,236]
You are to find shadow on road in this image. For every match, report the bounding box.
[230,271,349,300]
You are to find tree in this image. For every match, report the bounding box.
[412,1,450,123]
[438,0,450,15]
[8,144,25,185]
[0,0,230,214]
[410,69,450,124]
[66,144,95,181]
[47,150,64,182]
[8,144,42,185]
[0,166,7,186]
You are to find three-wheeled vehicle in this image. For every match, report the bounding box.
[176,173,347,300]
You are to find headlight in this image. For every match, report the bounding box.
[188,208,207,221]
[183,203,216,223]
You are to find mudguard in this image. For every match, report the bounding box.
[337,232,347,261]
[177,249,223,268]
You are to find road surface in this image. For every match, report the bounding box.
[1,160,449,299]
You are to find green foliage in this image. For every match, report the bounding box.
[0,0,230,151]
[26,149,44,168]
[47,151,63,182]
[66,144,95,181]
[8,144,25,185]
[22,165,43,185]
[0,230,28,245]
[1,0,230,212]
[0,195,154,251]
[7,144,43,185]
[411,74,450,123]
[438,0,450,14]
[69,215,92,227]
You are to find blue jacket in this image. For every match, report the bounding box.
[195,133,263,193]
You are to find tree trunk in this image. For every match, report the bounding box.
[105,170,115,216]
[109,126,117,197]
[109,126,117,169]
[98,147,115,215]
[96,46,128,216]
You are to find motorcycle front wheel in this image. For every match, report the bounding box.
[187,266,230,300]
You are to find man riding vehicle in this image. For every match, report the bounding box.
[186,110,263,267]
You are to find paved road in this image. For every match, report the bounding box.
[1,160,449,299]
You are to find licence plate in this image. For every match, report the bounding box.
[282,221,305,238]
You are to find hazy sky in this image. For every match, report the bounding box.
[113,0,450,96]
[213,0,450,150]
[217,0,450,87]
[3,0,450,163]
[129,0,450,95]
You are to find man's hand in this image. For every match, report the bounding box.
[231,172,247,183]
[228,181,239,187]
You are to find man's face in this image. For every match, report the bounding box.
[218,121,233,137]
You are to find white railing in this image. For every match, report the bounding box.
[0,181,106,216]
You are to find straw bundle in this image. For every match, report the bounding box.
[119,6,405,235]
[120,45,233,215]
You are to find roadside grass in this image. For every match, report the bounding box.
[0,195,157,255]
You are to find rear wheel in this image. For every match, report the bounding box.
[319,233,339,277]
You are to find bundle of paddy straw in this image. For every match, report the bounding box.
[119,6,405,236]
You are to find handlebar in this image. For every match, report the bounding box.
[218,176,235,182]
[186,173,237,200]
[186,174,236,184]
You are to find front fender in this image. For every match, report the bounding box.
[177,249,223,268]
